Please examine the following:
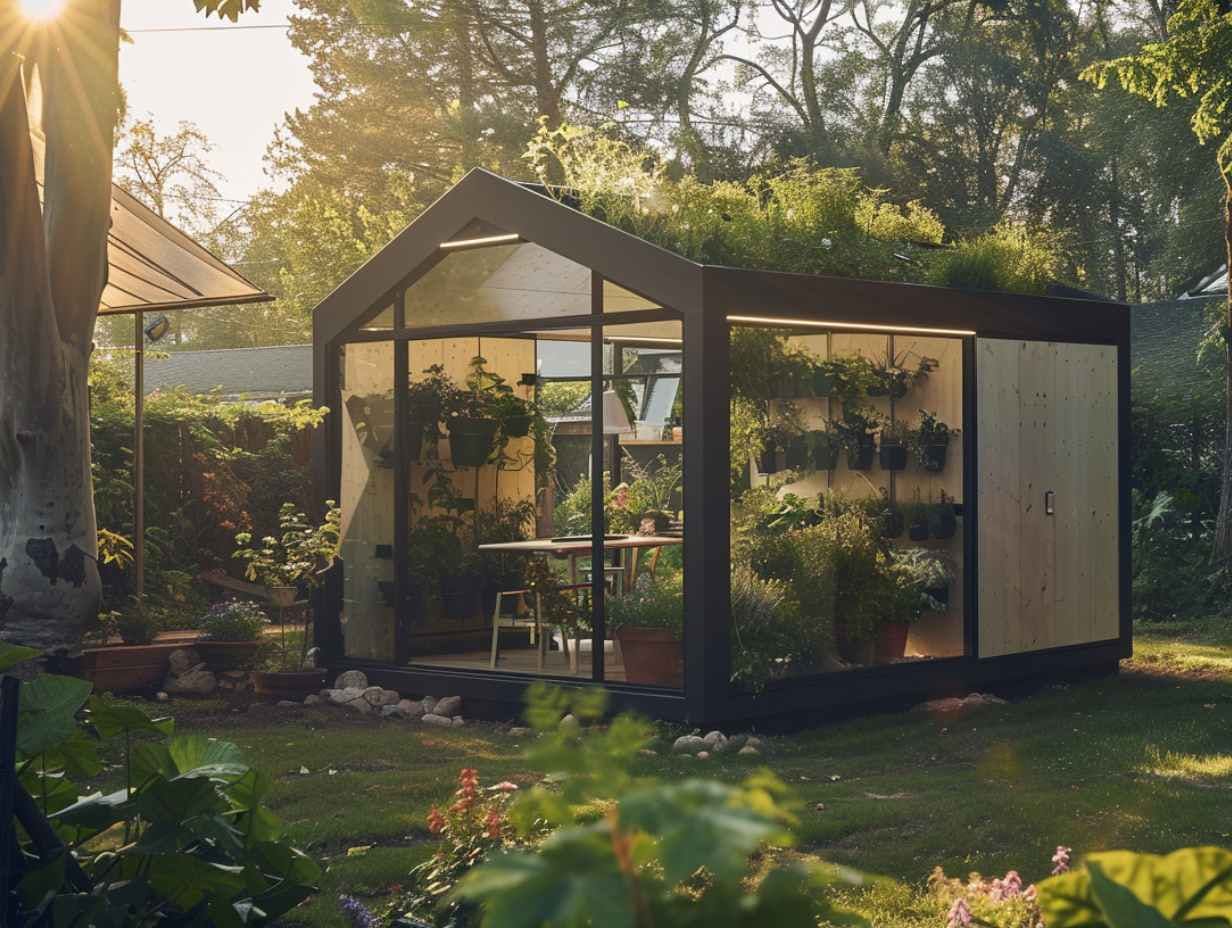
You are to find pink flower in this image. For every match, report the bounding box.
[1051,846,1072,875]
[489,781,519,793]
[947,898,973,928]
[991,870,1023,899]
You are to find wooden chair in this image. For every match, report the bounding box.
[489,588,534,668]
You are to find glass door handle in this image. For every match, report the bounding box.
[1044,490,1055,516]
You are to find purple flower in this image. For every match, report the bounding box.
[339,894,380,928]
[1051,845,1072,875]
[947,897,973,928]
[991,870,1023,899]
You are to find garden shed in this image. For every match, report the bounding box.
[310,169,1129,725]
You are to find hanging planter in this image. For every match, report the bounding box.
[785,435,809,470]
[447,417,499,467]
[879,422,910,471]
[846,434,876,471]
[929,499,958,539]
[913,410,958,473]
[878,506,905,539]
[906,505,930,542]
[758,444,782,475]
[920,441,949,472]
[501,414,533,438]
[810,430,841,470]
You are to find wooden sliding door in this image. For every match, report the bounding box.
[977,339,1119,658]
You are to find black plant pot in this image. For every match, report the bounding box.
[785,436,809,470]
[448,418,499,467]
[929,505,958,539]
[879,508,905,539]
[759,446,782,474]
[888,380,909,399]
[921,441,949,473]
[908,520,930,542]
[846,436,876,471]
[502,414,533,438]
[812,370,835,396]
[866,383,889,398]
[925,583,950,609]
[879,441,908,471]
[813,438,840,471]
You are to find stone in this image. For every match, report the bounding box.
[304,694,321,706]
[738,745,759,756]
[509,726,531,737]
[697,751,711,760]
[672,735,706,755]
[334,670,369,690]
[165,667,217,697]
[702,730,728,752]
[328,687,365,706]
[155,691,169,702]
[364,686,400,707]
[380,705,403,718]
[398,698,424,718]
[916,692,1007,713]
[421,713,453,727]
[559,713,580,734]
[451,716,465,727]
[434,695,463,718]
[167,648,201,675]
[346,698,372,715]
[744,737,763,750]
[638,748,657,757]
[421,696,438,715]
[277,700,299,708]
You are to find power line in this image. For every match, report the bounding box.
[125,24,292,33]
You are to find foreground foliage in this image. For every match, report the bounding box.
[3,643,319,925]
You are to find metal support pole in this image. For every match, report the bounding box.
[134,311,145,602]
[0,676,20,928]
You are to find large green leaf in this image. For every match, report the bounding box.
[87,694,174,739]
[1087,863,1178,928]
[18,674,93,758]
[0,641,40,672]
[1039,848,1232,928]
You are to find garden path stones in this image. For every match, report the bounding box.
[334,670,369,690]
[434,695,462,717]
[672,735,707,755]
[397,698,424,718]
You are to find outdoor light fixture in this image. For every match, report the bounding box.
[438,233,522,251]
[726,315,976,338]
[601,389,635,436]
[143,313,172,343]
[605,335,683,346]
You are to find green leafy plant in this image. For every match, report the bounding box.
[200,599,268,642]
[233,502,341,591]
[606,570,684,637]
[2,642,319,926]
[730,565,825,693]
[452,684,874,928]
[114,600,161,646]
[913,410,958,470]
[887,549,952,622]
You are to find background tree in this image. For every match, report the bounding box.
[1084,0,1232,558]
[0,0,259,652]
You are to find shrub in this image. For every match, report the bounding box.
[929,223,1062,295]
[606,570,684,637]
[200,599,268,641]
[730,566,822,692]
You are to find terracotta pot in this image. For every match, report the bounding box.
[196,640,262,672]
[69,643,187,694]
[615,627,682,687]
[252,669,328,702]
[876,622,910,662]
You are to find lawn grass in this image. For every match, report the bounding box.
[149,618,1232,927]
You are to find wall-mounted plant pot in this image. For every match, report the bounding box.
[921,442,949,472]
[268,586,298,608]
[448,418,499,467]
[888,380,908,399]
[876,621,910,662]
[501,415,533,438]
[758,447,781,475]
[196,640,262,672]
[879,441,908,471]
[785,436,809,470]
[908,520,930,542]
[252,669,328,702]
[866,383,889,398]
[879,508,905,539]
[615,627,682,687]
[846,436,876,471]
[925,583,950,609]
[929,505,958,539]
[812,370,835,396]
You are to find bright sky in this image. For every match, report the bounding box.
[119,0,317,204]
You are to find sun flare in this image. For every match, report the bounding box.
[20,0,67,21]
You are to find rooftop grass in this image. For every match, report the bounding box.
[143,619,1232,926]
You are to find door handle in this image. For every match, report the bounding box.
[1044,490,1055,516]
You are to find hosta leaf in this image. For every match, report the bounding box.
[87,694,173,739]
[1087,862,1177,928]
[0,641,40,672]
[17,674,93,758]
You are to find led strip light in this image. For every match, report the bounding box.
[438,233,522,250]
[727,314,975,337]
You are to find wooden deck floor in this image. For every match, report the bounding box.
[411,638,629,681]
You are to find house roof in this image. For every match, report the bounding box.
[1182,265,1228,300]
[1131,298,1222,403]
[143,344,312,401]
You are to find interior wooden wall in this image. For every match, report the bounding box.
[977,339,1119,657]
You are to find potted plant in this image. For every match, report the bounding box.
[811,358,839,396]
[878,420,910,471]
[810,427,842,470]
[252,618,328,701]
[878,548,951,661]
[493,391,535,438]
[235,503,341,607]
[867,350,938,399]
[785,433,810,470]
[406,364,459,460]
[607,571,684,687]
[929,492,959,539]
[446,356,504,467]
[835,409,880,471]
[196,600,267,671]
[70,602,184,694]
[905,501,930,541]
[865,492,904,539]
[759,423,800,475]
[913,409,957,472]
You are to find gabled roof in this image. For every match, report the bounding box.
[1182,265,1228,300]
[142,344,312,401]
[313,169,703,348]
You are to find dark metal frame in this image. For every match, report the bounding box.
[311,168,1131,726]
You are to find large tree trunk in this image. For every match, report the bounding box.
[0,0,121,652]
[1214,178,1232,561]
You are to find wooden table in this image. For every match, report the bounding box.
[478,533,682,590]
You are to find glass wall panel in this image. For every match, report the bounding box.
[601,321,684,689]
[338,341,396,660]
[728,324,964,689]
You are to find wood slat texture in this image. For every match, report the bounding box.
[978,339,1118,658]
